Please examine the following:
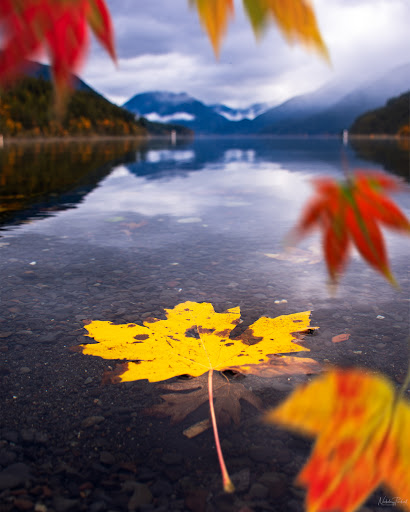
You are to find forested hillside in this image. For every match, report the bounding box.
[0,78,192,138]
[350,91,410,136]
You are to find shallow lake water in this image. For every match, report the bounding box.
[0,138,409,511]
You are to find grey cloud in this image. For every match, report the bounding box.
[83,0,409,107]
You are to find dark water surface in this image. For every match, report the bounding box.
[0,138,409,511]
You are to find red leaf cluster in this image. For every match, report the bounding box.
[0,0,115,104]
[292,171,410,286]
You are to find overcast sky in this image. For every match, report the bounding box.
[80,0,409,108]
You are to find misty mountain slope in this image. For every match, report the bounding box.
[258,61,410,135]
[124,91,195,117]
[123,91,239,134]
[210,102,269,121]
[250,79,348,133]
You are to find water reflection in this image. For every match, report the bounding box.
[2,137,408,289]
[2,138,408,226]
[0,140,151,226]
[76,161,311,231]
[145,149,195,163]
[1,138,409,245]
[126,138,359,180]
[350,138,410,179]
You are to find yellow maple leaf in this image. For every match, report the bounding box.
[77,300,317,493]
[78,300,316,382]
[265,369,410,512]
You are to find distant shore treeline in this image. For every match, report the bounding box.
[350,91,410,137]
[0,77,193,139]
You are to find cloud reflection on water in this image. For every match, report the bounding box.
[83,159,310,222]
[5,142,409,272]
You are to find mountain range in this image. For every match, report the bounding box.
[123,92,248,134]
[122,62,410,135]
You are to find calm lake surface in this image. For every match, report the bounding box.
[0,137,409,511]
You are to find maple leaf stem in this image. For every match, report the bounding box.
[208,369,234,493]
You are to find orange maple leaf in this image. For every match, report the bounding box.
[189,0,234,56]
[266,369,410,512]
[244,0,329,60]
[290,171,410,287]
[0,0,115,109]
[191,0,329,59]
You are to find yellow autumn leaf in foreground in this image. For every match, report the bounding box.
[78,301,316,382]
[266,369,410,512]
[77,300,318,493]
[190,0,329,60]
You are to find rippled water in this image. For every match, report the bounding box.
[0,137,408,511]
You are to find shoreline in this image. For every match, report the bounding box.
[0,133,408,145]
[0,134,165,146]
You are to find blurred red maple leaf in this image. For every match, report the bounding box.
[0,0,115,109]
[290,171,410,287]
[266,368,410,512]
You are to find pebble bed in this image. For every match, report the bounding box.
[0,227,408,512]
